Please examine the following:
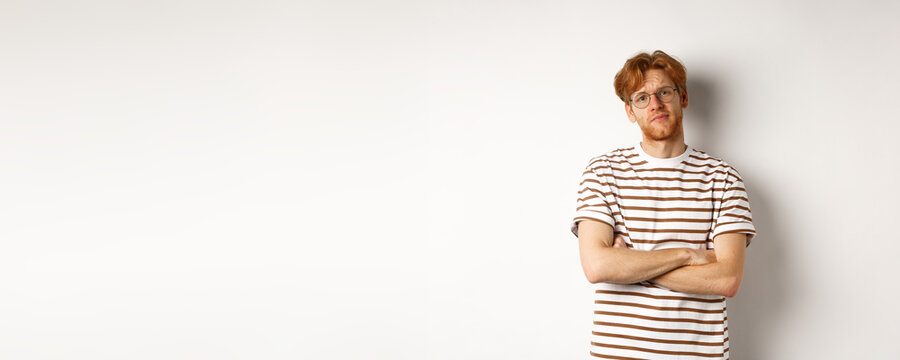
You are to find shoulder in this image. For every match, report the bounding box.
[689,149,744,181]
[584,146,637,170]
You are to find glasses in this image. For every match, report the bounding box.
[629,86,679,109]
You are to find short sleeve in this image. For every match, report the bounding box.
[570,160,615,237]
[712,169,756,246]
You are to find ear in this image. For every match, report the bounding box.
[625,102,636,123]
[680,87,689,109]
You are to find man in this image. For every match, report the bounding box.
[571,50,755,359]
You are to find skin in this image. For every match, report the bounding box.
[577,68,748,297]
[577,220,717,285]
[625,68,689,159]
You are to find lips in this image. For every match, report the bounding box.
[651,114,669,122]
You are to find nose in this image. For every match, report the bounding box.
[647,93,664,110]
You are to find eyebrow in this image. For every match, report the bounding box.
[633,85,675,95]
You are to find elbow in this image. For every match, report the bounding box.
[583,262,616,284]
[584,267,610,284]
[720,276,742,298]
[581,249,623,284]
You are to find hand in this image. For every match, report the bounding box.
[687,249,717,266]
[612,236,627,248]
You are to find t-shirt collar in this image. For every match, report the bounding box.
[634,142,693,167]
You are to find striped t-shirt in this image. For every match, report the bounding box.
[570,144,755,360]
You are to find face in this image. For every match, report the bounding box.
[625,68,689,142]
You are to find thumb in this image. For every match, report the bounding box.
[613,236,626,248]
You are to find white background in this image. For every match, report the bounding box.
[2,0,898,359]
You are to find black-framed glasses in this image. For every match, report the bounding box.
[629,86,679,109]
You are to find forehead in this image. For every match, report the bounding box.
[634,68,675,93]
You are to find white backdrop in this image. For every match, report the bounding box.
[1,0,898,359]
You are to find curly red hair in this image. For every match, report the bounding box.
[613,50,687,103]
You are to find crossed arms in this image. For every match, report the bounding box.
[577,219,746,297]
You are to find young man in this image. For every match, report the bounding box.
[571,50,755,359]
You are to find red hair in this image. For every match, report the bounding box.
[613,50,687,103]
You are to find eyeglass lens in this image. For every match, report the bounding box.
[631,87,677,109]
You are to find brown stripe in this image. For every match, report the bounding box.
[612,159,648,165]
[583,183,748,198]
[622,216,712,223]
[586,172,737,187]
[595,290,724,304]
[615,185,727,193]
[587,160,648,169]
[579,178,609,186]
[592,331,726,346]
[610,175,722,184]
[637,167,724,175]
[592,321,725,335]
[682,160,724,168]
[578,187,613,196]
[627,227,710,234]
[577,189,609,198]
[719,204,751,212]
[630,239,708,245]
[578,187,745,205]
[590,341,724,358]
[594,300,725,314]
[580,178,729,193]
[619,195,714,201]
[608,167,730,176]
[719,213,752,221]
[589,351,649,360]
[580,178,748,198]
[576,201,616,211]
[619,205,712,212]
[587,155,641,168]
[689,154,722,162]
[594,310,725,325]
[680,163,745,183]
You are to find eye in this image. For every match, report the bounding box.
[659,89,671,96]
[635,94,648,102]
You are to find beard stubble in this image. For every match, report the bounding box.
[641,114,683,141]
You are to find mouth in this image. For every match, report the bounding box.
[651,114,669,122]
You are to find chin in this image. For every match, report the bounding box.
[641,118,682,141]
[642,126,677,141]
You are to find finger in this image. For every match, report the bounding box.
[613,236,626,248]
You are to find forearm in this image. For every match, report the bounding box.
[577,220,713,285]
[584,247,691,284]
[651,261,741,297]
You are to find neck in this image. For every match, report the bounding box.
[639,137,687,159]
